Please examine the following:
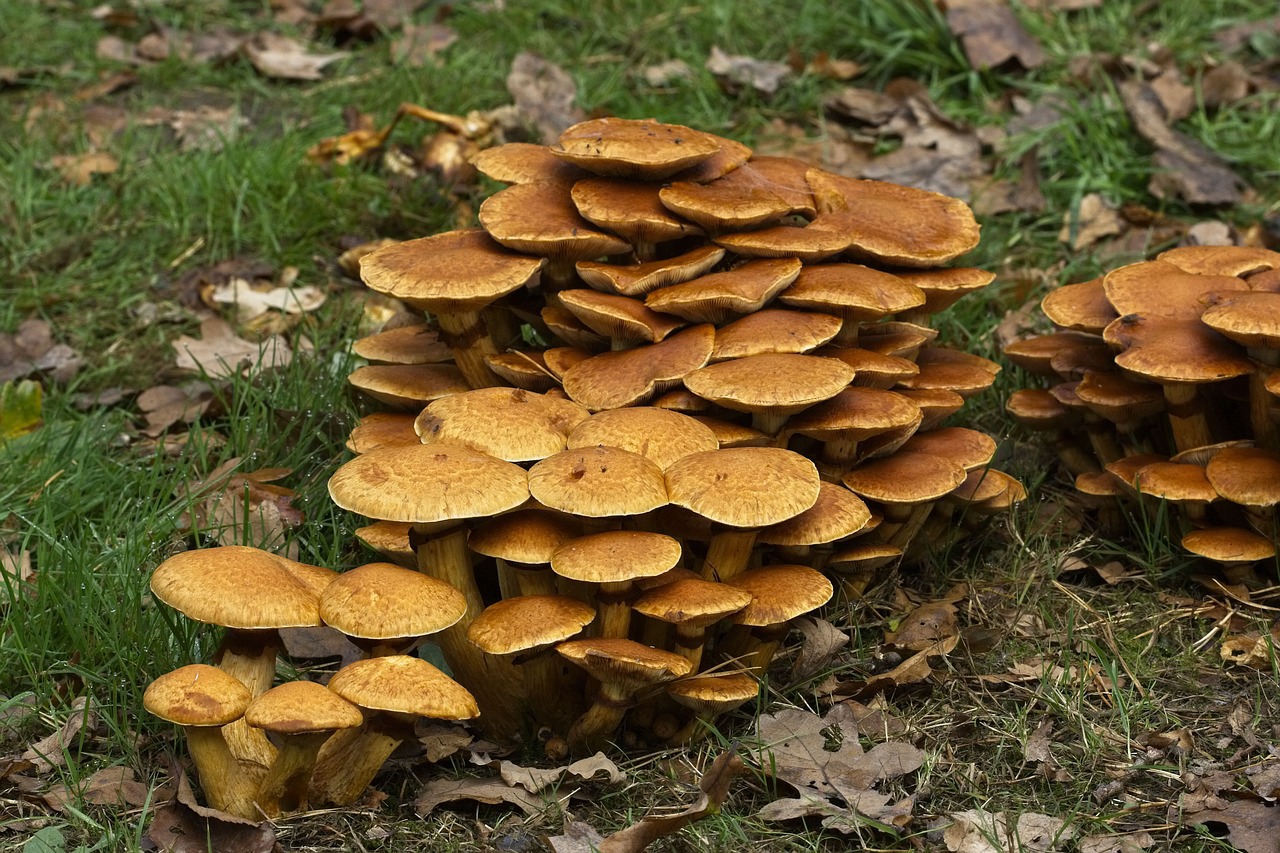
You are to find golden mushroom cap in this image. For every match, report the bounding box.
[144,664,252,727]
[244,680,363,735]
[149,546,323,630]
[327,655,479,720]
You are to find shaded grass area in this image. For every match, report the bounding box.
[3,0,1280,849]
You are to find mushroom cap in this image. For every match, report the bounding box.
[1182,527,1277,563]
[244,681,363,735]
[466,594,596,655]
[320,562,468,640]
[470,142,589,185]
[725,564,834,626]
[757,481,873,546]
[1003,331,1107,378]
[551,117,722,180]
[779,264,926,321]
[683,353,854,417]
[561,323,715,411]
[712,309,842,361]
[693,416,768,448]
[631,578,752,628]
[413,388,590,463]
[484,351,559,393]
[1102,260,1247,320]
[1074,370,1165,422]
[787,387,921,442]
[1041,277,1118,333]
[805,170,980,267]
[559,289,687,344]
[743,155,818,216]
[576,245,725,298]
[150,546,323,630]
[565,407,718,471]
[1201,291,1280,350]
[468,508,581,564]
[359,229,543,313]
[1006,388,1076,430]
[354,520,415,567]
[479,181,631,260]
[899,427,997,472]
[1158,245,1280,277]
[527,446,669,518]
[666,672,759,713]
[898,388,966,430]
[541,305,609,351]
[713,221,851,262]
[551,530,682,584]
[665,447,821,528]
[556,637,692,684]
[1103,315,1253,384]
[346,363,471,410]
[328,443,530,524]
[144,664,252,727]
[645,258,802,324]
[841,452,967,504]
[346,412,421,454]
[898,348,1001,397]
[350,324,452,365]
[570,178,703,245]
[659,175,793,232]
[1132,462,1217,503]
[326,655,479,720]
[819,347,919,389]
[1206,447,1280,507]
[893,267,995,315]
[859,321,939,358]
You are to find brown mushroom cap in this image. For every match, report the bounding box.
[632,577,752,628]
[1103,315,1253,384]
[471,142,589,185]
[551,118,722,180]
[570,178,704,245]
[1158,245,1280,277]
[354,520,415,567]
[893,267,995,315]
[725,564,834,626]
[1205,446,1280,507]
[566,407,718,470]
[1041,277,1118,333]
[468,508,581,564]
[780,263,926,322]
[666,671,759,712]
[556,637,692,684]
[742,155,817,217]
[551,531,682,584]
[244,681,363,735]
[713,222,851,263]
[150,546,322,630]
[479,181,631,260]
[805,170,980,267]
[576,245,725,298]
[359,229,543,314]
[346,363,471,410]
[1132,462,1218,503]
[320,562,468,641]
[665,447,821,527]
[346,412,420,454]
[1201,291,1280,350]
[144,664,252,726]
[757,481,873,546]
[1182,527,1277,563]
[558,289,687,344]
[787,387,922,443]
[645,258,802,324]
[684,353,855,417]
[899,427,998,472]
[1102,260,1247,320]
[413,388,590,463]
[659,174,793,233]
[466,594,597,655]
[527,446,669,518]
[485,351,559,392]
[350,324,452,365]
[561,323,715,411]
[328,655,479,720]
[841,452,967,504]
[712,310,842,361]
[328,443,530,524]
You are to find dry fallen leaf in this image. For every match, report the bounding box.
[946,1,1047,71]
[1077,831,1155,853]
[886,601,959,652]
[1183,798,1280,853]
[415,721,475,762]
[0,548,35,605]
[506,52,585,145]
[136,382,216,437]
[210,277,327,321]
[43,765,152,812]
[391,22,458,68]
[414,776,553,816]
[147,767,274,852]
[0,318,84,384]
[1059,193,1125,250]
[22,697,95,773]
[495,752,625,793]
[243,32,349,81]
[706,45,791,96]
[48,151,119,186]
[642,60,694,88]
[789,616,850,682]
[943,808,1073,852]
[171,317,292,379]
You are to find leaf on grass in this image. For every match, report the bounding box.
[414,776,553,816]
[172,318,292,379]
[392,23,458,68]
[136,382,215,437]
[506,52,585,145]
[1077,831,1155,853]
[210,277,326,321]
[945,1,1047,71]
[244,33,349,81]
[22,697,95,774]
[0,319,84,384]
[496,752,625,793]
[1182,799,1280,853]
[166,106,249,152]
[0,381,43,443]
[178,461,304,555]
[1,548,35,604]
[1221,631,1279,670]
[943,808,1072,852]
[43,765,151,812]
[1059,193,1125,250]
[1024,720,1072,782]
[48,152,119,186]
[147,768,274,852]
[885,601,958,652]
[641,60,694,88]
[836,635,959,702]
[415,721,475,762]
[548,820,606,853]
[789,616,849,682]
[1118,79,1246,205]
[706,46,791,96]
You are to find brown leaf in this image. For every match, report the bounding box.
[1118,79,1246,205]
[641,60,694,88]
[415,721,475,762]
[147,768,274,852]
[946,2,1047,71]
[414,776,552,816]
[243,33,349,81]
[43,765,151,812]
[756,705,866,796]
[825,86,902,126]
[1184,799,1280,853]
[48,151,119,186]
[840,635,958,701]
[789,616,850,682]
[943,808,1073,852]
[547,820,606,853]
[22,697,95,773]
[706,45,791,96]
[391,23,458,68]
[506,52,585,145]
[1059,192,1125,250]
[136,383,215,437]
[1202,61,1252,109]
[496,752,625,793]
[210,278,326,321]
[1,548,35,605]
[171,317,292,379]
[1221,632,1279,670]
[1077,831,1155,853]
[1150,69,1194,123]
[1023,720,1055,764]
[886,601,958,652]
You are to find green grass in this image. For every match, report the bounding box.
[3,0,1280,850]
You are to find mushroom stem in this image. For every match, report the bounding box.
[595,581,635,639]
[567,679,636,756]
[1163,383,1214,453]
[672,625,711,673]
[522,649,587,732]
[213,632,280,771]
[436,311,502,389]
[1248,351,1279,451]
[700,529,758,583]
[716,622,788,675]
[254,731,331,817]
[308,713,405,807]
[185,726,261,820]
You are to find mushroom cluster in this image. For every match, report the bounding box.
[328,116,1023,753]
[1004,245,1280,581]
[144,546,479,818]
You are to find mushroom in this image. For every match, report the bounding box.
[143,664,257,819]
[716,564,834,675]
[665,672,759,745]
[319,562,468,657]
[551,531,683,639]
[244,681,362,817]
[630,577,752,672]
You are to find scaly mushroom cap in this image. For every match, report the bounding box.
[645,258,802,324]
[1102,260,1247,320]
[1201,291,1280,350]
[1206,447,1280,507]
[328,443,530,524]
[551,117,723,180]
[551,531,682,584]
[712,310,843,360]
[346,363,470,410]
[1158,245,1280,277]
[1041,277,1118,333]
[900,427,998,472]
[468,508,582,564]
[466,594,597,655]
[470,142,589,185]
[350,324,452,365]
[632,578,752,629]
[684,353,855,417]
[561,323,715,411]
[556,637,692,685]
[320,563,468,641]
[787,387,921,442]
[150,546,323,630]
[359,228,543,314]
[528,446,669,518]
[665,447,821,528]
[566,407,718,470]
[485,351,559,393]
[842,452,967,504]
[413,388,590,463]
[1103,315,1253,384]
[327,655,479,720]
[244,681,363,735]
[757,481,873,546]
[576,245,725,298]
[346,412,420,454]
[667,672,759,713]
[144,664,252,726]
[725,564,834,626]
[805,170,980,267]
[478,181,631,261]
[570,178,703,245]
[659,171,794,232]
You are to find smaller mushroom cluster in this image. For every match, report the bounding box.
[145,546,479,818]
[325,116,1026,752]
[1004,245,1280,580]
